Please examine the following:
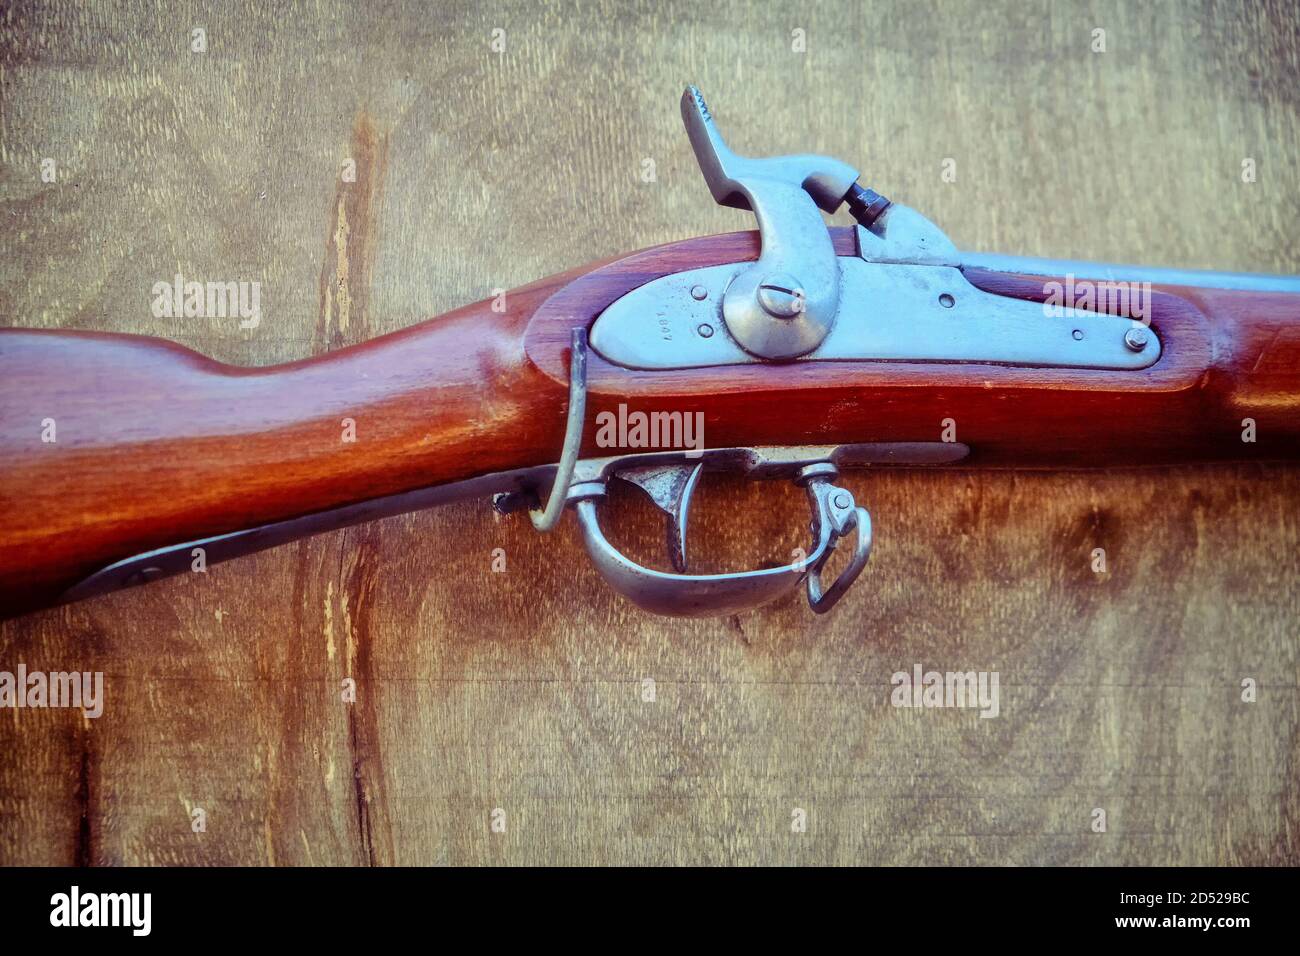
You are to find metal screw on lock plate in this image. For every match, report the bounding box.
[1124,326,1150,352]
[757,273,806,318]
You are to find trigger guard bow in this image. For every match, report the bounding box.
[565,464,872,618]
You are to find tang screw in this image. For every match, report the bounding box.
[690,285,708,301]
[126,566,165,586]
[697,323,714,338]
[1124,326,1150,352]
[757,273,805,318]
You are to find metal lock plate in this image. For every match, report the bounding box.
[589,227,1162,371]
[594,88,1162,373]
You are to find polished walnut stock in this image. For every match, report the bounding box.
[2,227,1299,617]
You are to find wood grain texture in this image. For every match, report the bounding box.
[0,274,574,614]
[1,0,1298,866]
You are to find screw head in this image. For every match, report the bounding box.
[696,323,714,338]
[833,492,851,510]
[756,273,805,318]
[1124,326,1150,352]
[690,285,708,301]
[126,566,165,586]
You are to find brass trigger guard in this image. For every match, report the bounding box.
[566,463,872,617]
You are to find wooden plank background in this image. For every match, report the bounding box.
[1,0,1297,865]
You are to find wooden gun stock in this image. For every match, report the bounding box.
[2,228,1299,618]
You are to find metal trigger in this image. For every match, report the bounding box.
[615,461,703,573]
[796,464,873,614]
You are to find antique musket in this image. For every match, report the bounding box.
[2,88,1299,619]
